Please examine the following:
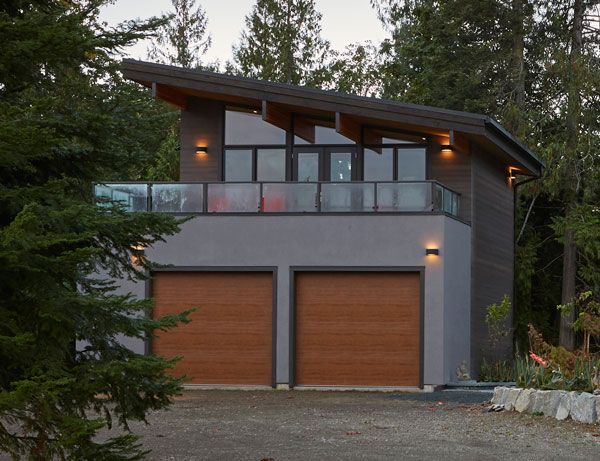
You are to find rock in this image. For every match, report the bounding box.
[540,391,564,418]
[504,388,521,411]
[531,390,549,414]
[571,392,597,424]
[596,396,600,423]
[515,388,535,413]
[556,392,575,421]
[491,387,508,405]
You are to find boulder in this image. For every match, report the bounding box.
[556,391,575,421]
[540,391,565,418]
[571,392,597,424]
[492,387,508,405]
[531,390,549,414]
[515,388,535,413]
[504,388,522,411]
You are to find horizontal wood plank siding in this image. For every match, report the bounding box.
[295,272,421,387]
[180,97,223,181]
[471,145,514,373]
[152,271,272,385]
[429,141,472,222]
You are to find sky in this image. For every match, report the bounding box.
[99,0,388,65]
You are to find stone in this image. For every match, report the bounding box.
[515,388,535,413]
[492,387,508,405]
[540,391,564,418]
[531,390,549,414]
[556,391,575,421]
[595,396,600,424]
[571,392,597,424]
[504,388,522,411]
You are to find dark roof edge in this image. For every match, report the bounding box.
[484,118,545,174]
[121,59,486,125]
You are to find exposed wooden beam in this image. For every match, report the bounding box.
[363,127,382,145]
[262,100,292,131]
[152,82,188,109]
[335,112,361,143]
[294,117,316,144]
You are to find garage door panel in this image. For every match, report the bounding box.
[295,271,421,387]
[152,271,272,385]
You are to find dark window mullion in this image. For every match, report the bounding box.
[393,147,399,181]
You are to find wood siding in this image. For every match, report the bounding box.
[295,272,421,387]
[470,145,514,373]
[429,141,472,222]
[180,97,223,181]
[152,271,273,385]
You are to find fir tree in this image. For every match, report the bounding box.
[0,1,189,458]
[232,0,331,86]
[147,0,214,69]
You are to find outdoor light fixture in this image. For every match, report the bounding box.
[426,248,440,256]
[440,144,454,152]
[196,146,208,155]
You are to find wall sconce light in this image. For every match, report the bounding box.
[440,144,454,152]
[426,248,440,256]
[507,167,518,181]
[196,146,208,155]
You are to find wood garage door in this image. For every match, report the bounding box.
[152,271,273,385]
[295,271,421,387]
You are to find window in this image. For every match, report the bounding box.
[364,148,393,181]
[225,149,252,181]
[225,108,286,145]
[294,119,353,145]
[398,148,426,181]
[362,146,426,181]
[257,148,286,181]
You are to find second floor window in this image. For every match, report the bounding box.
[225,107,286,145]
[224,148,286,181]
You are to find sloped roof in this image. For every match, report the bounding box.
[122,59,543,176]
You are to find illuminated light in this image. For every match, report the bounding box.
[440,144,454,152]
[426,248,440,256]
[130,244,145,265]
[196,146,208,155]
[507,167,519,181]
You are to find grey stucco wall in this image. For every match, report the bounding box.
[443,217,472,382]
[123,214,472,387]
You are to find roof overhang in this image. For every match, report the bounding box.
[122,59,544,177]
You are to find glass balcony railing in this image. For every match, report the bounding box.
[94,181,461,217]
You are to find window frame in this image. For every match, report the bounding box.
[362,144,427,181]
[223,145,288,182]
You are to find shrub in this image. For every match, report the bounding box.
[479,358,514,382]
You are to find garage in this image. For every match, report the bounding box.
[152,271,274,386]
[294,271,422,387]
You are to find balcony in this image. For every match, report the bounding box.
[94,181,460,217]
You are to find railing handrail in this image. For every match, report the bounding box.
[94,180,461,217]
[94,179,461,197]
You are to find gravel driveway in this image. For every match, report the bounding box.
[117,389,600,460]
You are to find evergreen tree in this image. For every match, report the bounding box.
[0,1,189,458]
[147,0,214,69]
[232,0,331,86]
[329,42,383,97]
[372,0,600,353]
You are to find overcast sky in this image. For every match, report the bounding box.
[99,0,388,65]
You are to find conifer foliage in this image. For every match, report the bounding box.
[0,1,188,458]
[232,0,331,86]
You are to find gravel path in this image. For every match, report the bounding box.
[114,390,599,460]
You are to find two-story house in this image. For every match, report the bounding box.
[96,60,543,391]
